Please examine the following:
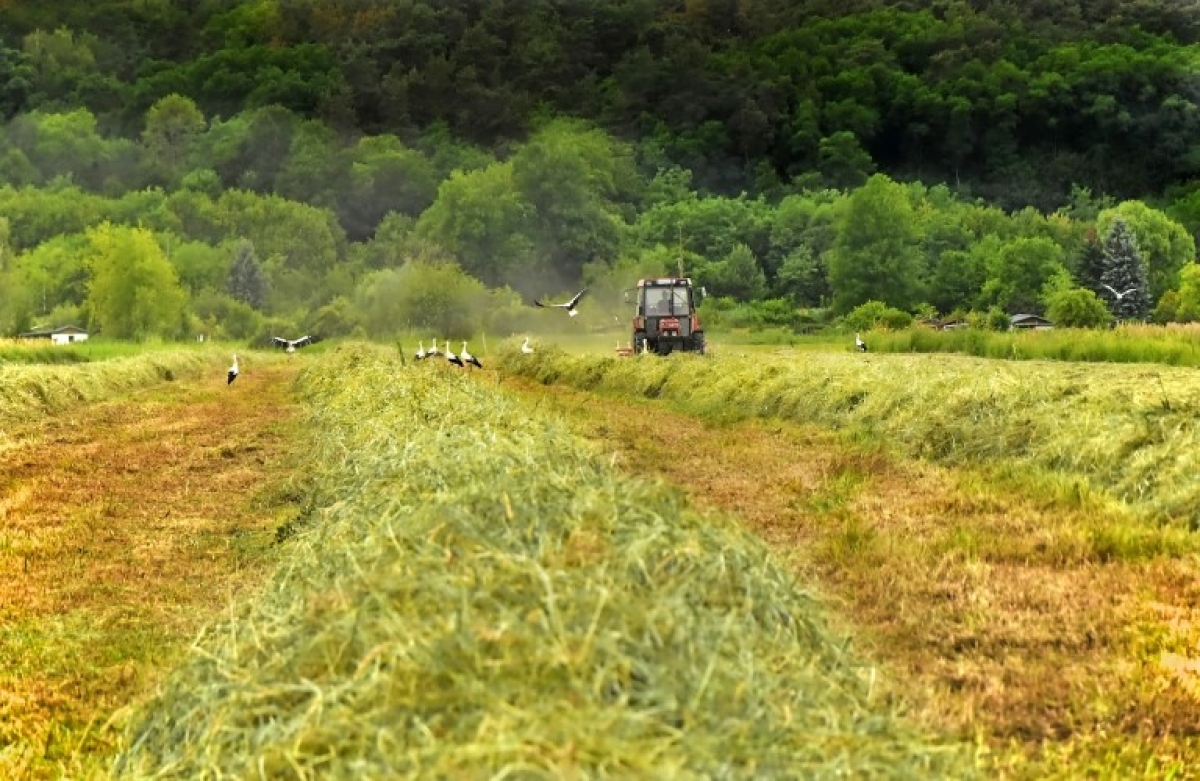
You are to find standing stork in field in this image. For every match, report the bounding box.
[227,354,239,385]
[415,341,426,361]
[426,339,441,358]
[535,288,587,317]
[460,341,482,369]
[855,333,868,352]
[445,339,464,367]
[521,336,534,354]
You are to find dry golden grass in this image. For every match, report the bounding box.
[502,375,1200,778]
[0,360,304,779]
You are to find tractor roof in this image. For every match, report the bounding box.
[637,277,694,287]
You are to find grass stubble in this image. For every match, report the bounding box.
[0,350,305,778]
[499,344,1200,778]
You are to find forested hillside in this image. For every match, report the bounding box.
[1,0,1199,341]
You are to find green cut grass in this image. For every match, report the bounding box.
[499,344,1200,525]
[0,349,219,426]
[115,343,979,779]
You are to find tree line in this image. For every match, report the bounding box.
[2,1,1200,208]
[0,105,1195,341]
[1,1,1199,340]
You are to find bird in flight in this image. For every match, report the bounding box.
[460,341,482,369]
[227,354,239,385]
[521,336,534,354]
[1101,283,1139,301]
[272,335,315,353]
[535,288,587,317]
[855,333,868,352]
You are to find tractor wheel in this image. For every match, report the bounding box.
[692,331,706,355]
[633,333,646,355]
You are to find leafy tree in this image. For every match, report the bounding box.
[7,109,111,187]
[354,261,488,338]
[11,233,89,316]
[85,222,185,339]
[827,174,922,313]
[510,119,640,283]
[816,131,875,190]
[168,238,228,294]
[142,94,205,183]
[703,242,767,301]
[1167,262,1200,322]
[227,239,267,310]
[978,236,1066,313]
[274,120,344,207]
[0,184,108,250]
[1098,218,1151,320]
[338,134,437,241]
[843,300,913,331]
[415,161,535,290]
[927,249,987,316]
[637,193,772,267]
[192,288,262,340]
[213,189,343,285]
[1042,270,1111,327]
[774,245,828,306]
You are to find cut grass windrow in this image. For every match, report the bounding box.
[117,343,979,778]
[0,350,215,428]
[500,346,1200,527]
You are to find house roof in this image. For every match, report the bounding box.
[19,324,88,337]
[1010,313,1051,323]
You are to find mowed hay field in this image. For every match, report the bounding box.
[116,344,978,778]
[1,349,304,778]
[11,338,1200,777]
[499,345,1200,776]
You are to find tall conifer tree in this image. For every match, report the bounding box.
[227,240,267,310]
[1099,218,1150,320]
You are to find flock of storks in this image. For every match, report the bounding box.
[224,296,562,386]
[223,285,868,386]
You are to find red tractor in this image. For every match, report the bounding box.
[627,277,706,355]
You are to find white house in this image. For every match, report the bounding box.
[19,325,90,345]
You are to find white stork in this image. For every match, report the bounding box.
[426,339,441,358]
[273,335,314,353]
[855,333,868,352]
[461,340,482,369]
[227,354,239,385]
[415,341,426,361]
[1101,283,1140,301]
[535,288,587,317]
[446,339,464,367]
[521,336,534,354]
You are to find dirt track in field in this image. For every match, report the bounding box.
[0,362,303,778]
[503,375,1200,772]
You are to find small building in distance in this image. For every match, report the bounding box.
[919,317,969,331]
[19,325,90,345]
[1009,313,1054,330]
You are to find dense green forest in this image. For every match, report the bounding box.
[2,0,1200,341]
